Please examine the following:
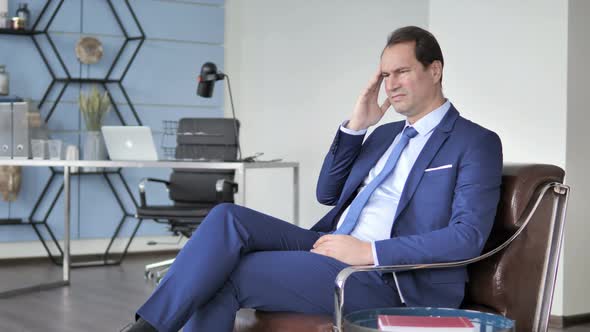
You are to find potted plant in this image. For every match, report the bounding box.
[80,85,111,131]
[79,86,111,168]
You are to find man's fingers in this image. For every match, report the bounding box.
[310,247,326,255]
[380,98,391,114]
[310,245,333,258]
[367,73,383,93]
[373,67,382,82]
[365,69,383,93]
[313,235,331,248]
[314,234,351,249]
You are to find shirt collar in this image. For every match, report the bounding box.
[404,99,451,136]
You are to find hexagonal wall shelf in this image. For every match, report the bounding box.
[1,0,147,266]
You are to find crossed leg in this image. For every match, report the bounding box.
[183,250,402,331]
[136,203,401,332]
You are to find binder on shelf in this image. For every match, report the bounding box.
[0,101,30,159]
[0,102,11,158]
[12,102,28,159]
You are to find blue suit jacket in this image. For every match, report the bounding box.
[312,105,503,308]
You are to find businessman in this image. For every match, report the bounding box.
[126,26,503,332]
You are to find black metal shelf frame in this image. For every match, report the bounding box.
[40,0,145,126]
[30,170,143,266]
[0,28,44,35]
[1,0,147,267]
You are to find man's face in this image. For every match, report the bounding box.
[380,41,441,121]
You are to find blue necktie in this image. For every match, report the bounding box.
[334,126,418,235]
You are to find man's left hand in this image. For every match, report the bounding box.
[311,234,374,266]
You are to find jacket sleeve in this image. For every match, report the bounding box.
[316,127,366,206]
[374,130,503,265]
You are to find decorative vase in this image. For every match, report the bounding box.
[82,131,107,172]
[0,166,21,201]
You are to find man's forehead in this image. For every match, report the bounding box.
[380,44,418,70]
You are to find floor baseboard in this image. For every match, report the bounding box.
[0,249,181,265]
[550,313,590,328]
[0,235,186,260]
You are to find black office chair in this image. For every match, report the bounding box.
[136,118,240,279]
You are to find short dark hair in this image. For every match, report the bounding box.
[383,26,444,73]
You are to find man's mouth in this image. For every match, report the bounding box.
[391,94,405,102]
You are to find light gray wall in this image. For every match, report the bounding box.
[225,0,429,225]
[429,0,568,167]
[565,0,590,316]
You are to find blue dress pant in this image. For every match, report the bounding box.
[137,203,402,332]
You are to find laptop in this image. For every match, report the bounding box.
[101,126,159,161]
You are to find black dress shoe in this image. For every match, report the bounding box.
[120,318,158,332]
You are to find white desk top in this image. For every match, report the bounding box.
[0,159,299,170]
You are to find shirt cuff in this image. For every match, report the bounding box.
[372,241,405,303]
[340,120,367,136]
[371,241,380,266]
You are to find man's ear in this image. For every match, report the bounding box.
[429,60,443,83]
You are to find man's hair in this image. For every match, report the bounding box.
[384,26,444,80]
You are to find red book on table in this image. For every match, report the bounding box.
[377,314,475,331]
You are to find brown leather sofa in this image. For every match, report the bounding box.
[234,164,569,332]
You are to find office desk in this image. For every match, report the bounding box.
[0,159,299,297]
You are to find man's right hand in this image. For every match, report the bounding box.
[347,69,391,131]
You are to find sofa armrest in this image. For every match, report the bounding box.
[332,181,569,332]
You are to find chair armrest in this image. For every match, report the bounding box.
[333,261,472,331]
[138,178,171,207]
[332,181,570,332]
[215,179,238,193]
[215,179,238,203]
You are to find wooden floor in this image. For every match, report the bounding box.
[0,253,167,332]
[0,253,588,332]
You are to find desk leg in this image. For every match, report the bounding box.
[235,165,246,206]
[0,165,70,298]
[293,166,299,226]
[63,165,71,282]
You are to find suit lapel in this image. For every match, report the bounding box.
[392,130,449,222]
[393,106,459,223]
[338,122,404,206]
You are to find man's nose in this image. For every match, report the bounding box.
[385,76,400,92]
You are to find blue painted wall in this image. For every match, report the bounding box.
[0,0,225,242]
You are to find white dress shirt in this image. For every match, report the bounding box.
[336,100,451,302]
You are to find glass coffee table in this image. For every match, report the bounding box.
[343,307,515,331]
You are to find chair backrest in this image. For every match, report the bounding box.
[168,118,239,204]
[462,164,568,332]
